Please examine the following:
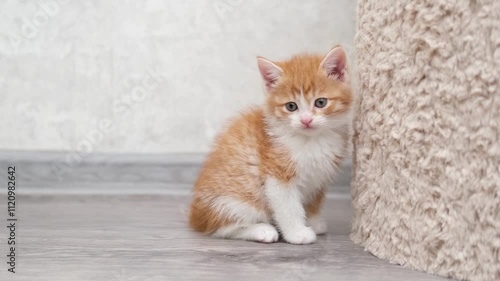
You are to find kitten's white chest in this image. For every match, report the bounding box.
[287,132,345,201]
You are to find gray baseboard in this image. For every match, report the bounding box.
[0,150,352,195]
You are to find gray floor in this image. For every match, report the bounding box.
[0,194,450,281]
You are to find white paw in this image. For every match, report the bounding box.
[308,217,327,235]
[284,227,317,245]
[251,224,279,243]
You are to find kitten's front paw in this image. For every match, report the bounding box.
[284,227,317,245]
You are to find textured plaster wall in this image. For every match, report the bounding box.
[0,0,355,153]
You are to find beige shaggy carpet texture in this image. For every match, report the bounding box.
[351,1,500,281]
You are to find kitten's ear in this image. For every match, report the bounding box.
[320,46,348,83]
[257,57,283,92]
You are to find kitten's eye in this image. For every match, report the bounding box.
[285,102,298,112]
[314,98,327,108]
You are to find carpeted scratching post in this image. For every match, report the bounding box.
[351,1,500,281]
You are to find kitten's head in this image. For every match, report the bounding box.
[257,46,352,137]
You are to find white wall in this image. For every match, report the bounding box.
[0,0,355,153]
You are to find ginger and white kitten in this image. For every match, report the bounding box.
[189,46,352,244]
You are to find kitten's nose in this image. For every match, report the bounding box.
[301,118,313,127]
